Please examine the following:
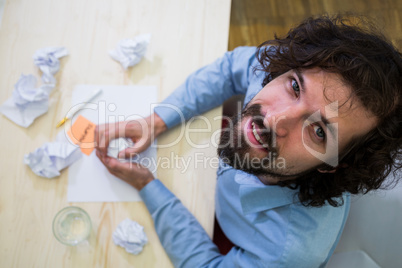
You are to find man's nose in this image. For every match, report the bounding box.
[263,105,304,137]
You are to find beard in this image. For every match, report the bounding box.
[217,103,316,180]
[218,104,278,176]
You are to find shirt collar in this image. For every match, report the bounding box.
[235,170,300,214]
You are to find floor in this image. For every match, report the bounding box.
[228,0,402,50]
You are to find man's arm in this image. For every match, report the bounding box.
[96,46,265,266]
[154,46,257,129]
[94,156,264,267]
[140,180,267,268]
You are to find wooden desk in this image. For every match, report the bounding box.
[0,0,231,267]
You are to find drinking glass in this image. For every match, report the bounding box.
[53,206,91,246]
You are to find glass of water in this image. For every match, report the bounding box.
[53,206,92,246]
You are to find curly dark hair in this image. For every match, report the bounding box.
[256,14,402,207]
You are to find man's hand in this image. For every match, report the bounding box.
[95,113,167,158]
[94,113,166,189]
[96,152,154,190]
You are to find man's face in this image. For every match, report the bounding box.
[218,68,377,184]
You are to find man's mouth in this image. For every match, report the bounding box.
[244,119,270,153]
[252,121,269,149]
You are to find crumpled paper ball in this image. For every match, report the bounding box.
[107,137,135,160]
[33,46,68,84]
[0,74,54,127]
[24,132,82,178]
[12,74,53,107]
[109,34,151,69]
[113,218,148,255]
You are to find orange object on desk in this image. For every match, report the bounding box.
[67,115,96,156]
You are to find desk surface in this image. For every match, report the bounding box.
[0,0,231,267]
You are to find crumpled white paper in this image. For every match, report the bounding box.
[106,138,157,173]
[113,218,148,255]
[24,132,82,178]
[107,137,135,160]
[109,34,151,69]
[33,46,68,84]
[0,74,54,127]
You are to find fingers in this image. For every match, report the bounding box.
[118,148,136,159]
[96,118,154,158]
[95,124,107,155]
[117,134,152,159]
[117,144,145,159]
[105,157,130,174]
[125,117,150,138]
[96,150,128,177]
[95,123,120,156]
[96,149,109,167]
[95,149,154,190]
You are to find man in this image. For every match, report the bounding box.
[95,15,402,267]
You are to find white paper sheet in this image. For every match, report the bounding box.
[67,85,157,202]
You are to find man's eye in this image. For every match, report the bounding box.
[292,79,300,95]
[313,125,326,140]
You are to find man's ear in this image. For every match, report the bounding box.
[317,163,348,174]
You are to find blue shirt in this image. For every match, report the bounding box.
[141,46,350,267]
